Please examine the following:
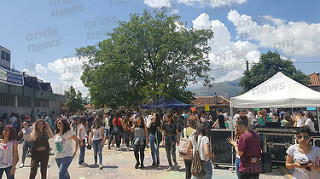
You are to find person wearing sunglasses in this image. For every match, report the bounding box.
[286,127,320,179]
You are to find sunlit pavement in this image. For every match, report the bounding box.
[15,138,285,179]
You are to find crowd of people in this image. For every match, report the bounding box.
[0,108,319,179]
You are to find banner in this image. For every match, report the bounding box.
[0,66,24,86]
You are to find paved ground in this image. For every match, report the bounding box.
[14,139,287,179]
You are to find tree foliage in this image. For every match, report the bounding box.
[240,51,311,92]
[64,86,85,112]
[76,9,214,109]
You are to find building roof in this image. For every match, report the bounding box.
[308,72,320,87]
[84,104,94,109]
[191,96,230,107]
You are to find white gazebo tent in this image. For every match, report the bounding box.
[231,72,320,108]
[228,72,320,169]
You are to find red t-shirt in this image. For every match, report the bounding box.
[238,130,261,173]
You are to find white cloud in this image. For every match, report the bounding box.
[178,0,247,8]
[144,0,171,8]
[35,64,47,74]
[190,12,260,87]
[227,10,320,57]
[47,56,89,96]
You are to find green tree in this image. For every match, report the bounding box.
[76,9,214,108]
[64,86,85,112]
[240,51,311,92]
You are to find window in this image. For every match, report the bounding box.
[18,96,31,107]
[1,51,5,60]
[5,52,10,62]
[0,94,15,106]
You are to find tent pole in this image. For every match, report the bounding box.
[317,107,320,132]
[230,107,234,172]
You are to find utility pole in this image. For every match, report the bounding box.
[246,61,249,71]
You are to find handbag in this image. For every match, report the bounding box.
[134,137,144,146]
[87,144,92,150]
[179,137,192,160]
[191,137,205,177]
[155,130,162,145]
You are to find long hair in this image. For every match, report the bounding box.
[55,118,71,134]
[93,118,103,129]
[166,114,175,125]
[194,122,211,142]
[135,116,145,128]
[34,119,49,138]
[155,113,162,127]
[3,125,17,141]
[79,116,86,125]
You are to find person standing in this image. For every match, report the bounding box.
[112,111,124,150]
[295,110,307,127]
[148,113,162,167]
[123,112,134,151]
[305,112,315,132]
[89,118,106,170]
[0,125,19,179]
[162,114,180,171]
[286,127,320,179]
[257,109,272,127]
[77,116,87,167]
[54,119,79,179]
[183,117,196,179]
[20,120,33,168]
[132,116,148,169]
[29,119,54,179]
[228,115,261,179]
[186,122,215,179]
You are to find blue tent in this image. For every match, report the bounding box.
[141,97,194,109]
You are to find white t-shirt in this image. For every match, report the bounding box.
[190,134,210,162]
[305,118,315,132]
[0,140,14,168]
[247,112,255,125]
[22,126,33,141]
[92,127,104,141]
[77,124,86,140]
[296,116,307,127]
[54,130,74,158]
[286,144,320,179]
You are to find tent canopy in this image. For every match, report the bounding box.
[231,72,320,108]
[141,97,195,109]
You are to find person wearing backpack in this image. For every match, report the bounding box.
[180,117,196,179]
[186,122,215,179]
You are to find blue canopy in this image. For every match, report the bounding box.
[141,97,195,109]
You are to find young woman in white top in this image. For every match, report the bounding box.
[295,110,306,127]
[89,117,106,170]
[305,112,315,132]
[186,122,215,179]
[77,116,87,167]
[20,120,33,168]
[54,119,79,179]
[0,125,19,179]
[286,127,320,179]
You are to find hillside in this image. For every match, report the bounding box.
[192,78,243,97]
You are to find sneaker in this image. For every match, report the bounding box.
[135,162,140,169]
[78,164,85,168]
[19,163,24,168]
[93,163,99,167]
[116,147,121,151]
[99,165,103,170]
[82,162,88,167]
[151,163,156,167]
[167,166,173,171]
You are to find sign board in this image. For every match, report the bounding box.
[0,66,24,86]
[205,105,209,111]
[307,107,317,111]
[190,107,196,112]
[253,108,260,111]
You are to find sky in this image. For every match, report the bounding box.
[1,0,320,96]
